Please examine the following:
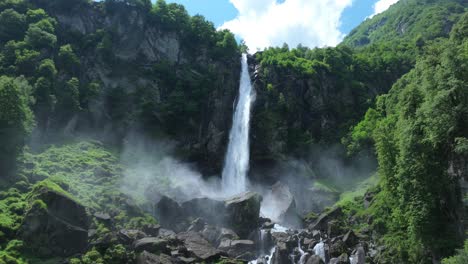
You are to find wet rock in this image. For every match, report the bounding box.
[143,224,161,237]
[19,189,89,257]
[155,196,187,232]
[350,246,365,264]
[136,251,174,264]
[306,255,325,264]
[201,225,221,246]
[342,230,359,248]
[187,218,205,232]
[177,231,223,262]
[263,182,301,227]
[133,237,170,254]
[218,239,256,260]
[329,239,346,258]
[94,212,111,222]
[271,242,290,264]
[330,253,349,264]
[308,207,343,232]
[118,229,147,245]
[182,198,225,224]
[224,192,262,238]
[328,220,345,238]
[159,229,177,238]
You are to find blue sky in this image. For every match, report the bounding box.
[165,0,399,50]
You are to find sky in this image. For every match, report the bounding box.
[166,0,400,51]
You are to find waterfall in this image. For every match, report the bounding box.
[222,54,256,196]
[313,241,326,263]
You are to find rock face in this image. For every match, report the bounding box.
[176,231,223,262]
[155,196,187,232]
[262,182,301,227]
[19,189,89,257]
[32,0,240,175]
[224,192,263,238]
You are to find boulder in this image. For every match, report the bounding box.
[267,182,301,227]
[133,237,170,254]
[118,229,148,245]
[218,239,256,260]
[155,196,186,232]
[201,225,221,245]
[350,246,365,264]
[271,242,290,264]
[329,240,346,258]
[19,189,89,257]
[137,251,174,264]
[342,230,359,248]
[328,220,344,238]
[181,197,225,224]
[177,231,223,262]
[224,192,262,238]
[330,253,349,264]
[309,207,343,232]
[306,255,325,264]
[187,218,205,232]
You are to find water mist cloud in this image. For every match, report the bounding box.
[221,0,353,51]
[120,133,223,206]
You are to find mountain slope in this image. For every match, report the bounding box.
[343,0,467,47]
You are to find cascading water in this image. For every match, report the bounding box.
[222,54,256,196]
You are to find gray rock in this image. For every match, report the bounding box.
[342,230,359,248]
[133,237,170,254]
[224,192,262,238]
[118,229,147,245]
[155,196,187,232]
[330,253,349,264]
[218,239,256,260]
[137,251,174,264]
[19,189,89,257]
[306,255,325,264]
[308,207,343,232]
[182,197,225,225]
[177,231,223,261]
[187,218,205,232]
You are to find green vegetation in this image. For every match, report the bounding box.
[344,13,468,263]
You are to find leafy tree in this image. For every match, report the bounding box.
[56,77,81,122]
[37,59,57,80]
[0,76,34,176]
[58,44,80,74]
[0,9,26,42]
[24,19,57,50]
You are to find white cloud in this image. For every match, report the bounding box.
[372,0,399,17]
[220,0,353,52]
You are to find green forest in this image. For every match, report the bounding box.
[0,0,466,263]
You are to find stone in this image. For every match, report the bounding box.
[136,251,174,264]
[19,189,89,257]
[143,224,161,237]
[177,231,223,261]
[342,230,359,248]
[118,229,148,245]
[350,246,365,264]
[218,239,256,260]
[181,197,225,225]
[327,220,344,238]
[201,225,221,246]
[187,218,205,232]
[329,240,346,258]
[224,192,262,238]
[264,182,301,227]
[155,196,186,232]
[330,253,349,264]
[94,212,111,222]
[308,207,343,232]
[271,242,290,264]
[306,255,325,264]
[133,237,170,254]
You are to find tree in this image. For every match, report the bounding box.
[0,76,34,176]
[0,9,27,43]
[24,19,57,50]
[58,44,80,74]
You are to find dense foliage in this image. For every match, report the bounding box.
[345,13,468,263]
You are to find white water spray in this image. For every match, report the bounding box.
[222,54,256,196]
